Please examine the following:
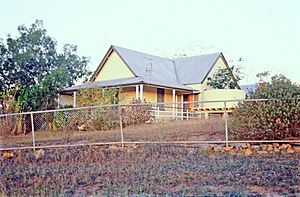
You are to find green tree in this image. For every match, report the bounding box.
[207,66,242,89]
[0,20,91,112]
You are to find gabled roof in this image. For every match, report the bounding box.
[113,46,178,83]
[64,77,196,92]
[90,45,223,85]
[174,52,221,84]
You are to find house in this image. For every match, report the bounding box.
[60,45,245,112]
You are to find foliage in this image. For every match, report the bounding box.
[230,75,300,140]
[76,87,120,107]
[121,101,152,127]
[0,20,91,113]
[207,66,242,89]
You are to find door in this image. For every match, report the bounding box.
[183,95,189,115]
[157,88,165,110]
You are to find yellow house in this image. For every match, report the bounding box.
[60,45,245,111]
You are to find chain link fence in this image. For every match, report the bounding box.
[1,99,300,150]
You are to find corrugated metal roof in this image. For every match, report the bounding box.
[174,52,221,84]
[113,45,221,84]
[113,45,178,83]
[64,46,223,92]
[63,76,195,92]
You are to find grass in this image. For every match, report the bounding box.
[1,145,299,196]
[1,117,299,196]
[0,118,225,148]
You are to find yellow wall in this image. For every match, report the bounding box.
[94,51,134,81]
[119,87,136,103]
[119,87,178,109]
[186,83,210,92]
[200,89,245,109]
[119,86,157,103]
[59,94,73,106]
[202,56,228,86]
[143,87,157,103]
[185,57,227,91]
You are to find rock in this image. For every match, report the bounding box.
[244,148,253,156]
[207,145,214,151]
[293,146,300,153]
[78,124,87,131]
[3,152,14,158]
[228,148,238,155]
[260,145,268,151]
[266,146,273,151]
[287,148,295,154]
[34,149,45,159]
[273,143,280,148]
[251,145,260,150]
[257,151,268,155]
[213,146,223,152]
[241,143,250,149]
[223,146,233,152]
[278,144,288,150]
[273,147,280,153]
[286,144,292,149]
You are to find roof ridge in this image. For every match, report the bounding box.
[112,45,172,61]
[173,52,222,60]
[172,59,180,83]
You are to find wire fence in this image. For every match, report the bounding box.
[0,99,300,151]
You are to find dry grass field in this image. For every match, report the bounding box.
[1,145,299,196]
[1,118,299,196]
[0,118,225,148]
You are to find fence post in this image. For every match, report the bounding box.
[157,106,160,120]
[30,112,36,151]
[118,105,124,149]
[187,109,189,120]
[181,99,184,120]
[224,101,229,147]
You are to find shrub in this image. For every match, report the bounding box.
[89,107,119,131]
[230,75,300,140]
[0,116,17,136]
[121,102,152,127]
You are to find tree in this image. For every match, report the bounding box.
[0,20,91,113]
[207,65,242,89]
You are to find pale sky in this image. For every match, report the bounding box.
[1,0,299,85]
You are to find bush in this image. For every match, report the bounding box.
[230,75,300,140]
[121,103,152,127]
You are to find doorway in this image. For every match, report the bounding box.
[157,88,165,110]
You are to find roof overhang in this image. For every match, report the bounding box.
[62,77,196,94]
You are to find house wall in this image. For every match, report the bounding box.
[186,83,211,92]
[119,87,136,103]
[94,51,134,81]
[119,86,158,103]
[199,89,245,109]
[202,56,228,85]
[59,94,73,106]
[119,86,181,111]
